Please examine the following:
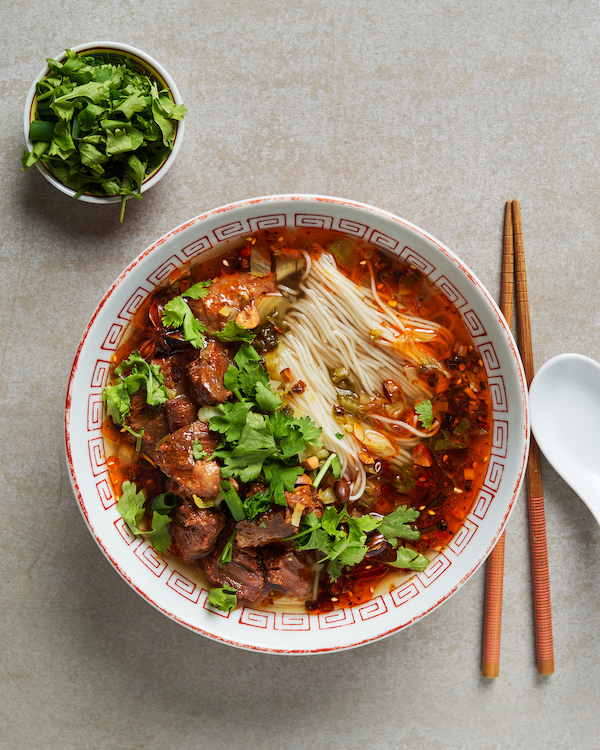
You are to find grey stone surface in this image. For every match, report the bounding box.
[1,1,599,748]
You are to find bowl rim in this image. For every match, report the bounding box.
[23,40,185,204]
[64,193,529,653]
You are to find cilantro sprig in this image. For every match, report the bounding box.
[22,49,187,221]
[209,343,327,505]
[291,505,428,581]
[415,398,434,429]
[117,481,177,554]
[161,281,212,349]
[208,585,238,612]
[103,351,169,424]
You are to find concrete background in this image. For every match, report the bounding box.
[1,1,599,748]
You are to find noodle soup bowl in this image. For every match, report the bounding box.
[65,195,528,653]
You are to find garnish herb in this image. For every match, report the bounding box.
[210,343,328,501]
[103,351,169,423]
[415,398,434,429]
[208,586,238,612]
[290,504,428,581]
[22,49,187,221]
[116,481,176,554]
[161,281,212,349]
[214,321,257,343]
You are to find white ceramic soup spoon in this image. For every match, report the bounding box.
[529,353,600,526]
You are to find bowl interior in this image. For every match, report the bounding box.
[24,42,184,203]
[65,195,528,653]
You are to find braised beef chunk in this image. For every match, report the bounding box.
[150,352,189,390]
[285,485,323,517]
[165,395,197,432]
[188,272,277,330]
[188,339,233,406]
[203,545,266,603]
[235,510,296,548]
[156,421,221,498]
[170,499,225,561]
[365,531,397,563]
[264,549,312,599]
[126,392,169,462]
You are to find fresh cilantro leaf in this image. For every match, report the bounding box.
[214,321,257,343]
[255,381,282,412]
[330,455,342,479]
[293,512,331,552]
[103,380,131,424]
[148,511,172,554]
[387,547,430,571]
[295,416,323,444]
[335,432,344,440]
[181,280,212,300]
[208,586,238,612]
[223,364,241,392]
[151,492,178,514]
[415,398,434,429]
[378,505,421,545]
[103,351,169,423]
[243,491,272,520]
[234,342,261,370]
[193,439,206,461]
[210,401,253,443]
[117,481,146,535]
[161,296,207,349]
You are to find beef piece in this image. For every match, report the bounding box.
[365,531,397,563]
[188,272,277,330]
[150,352,190,390]
[203,544,266,604]
[156,421,221,498]
[170,498,225,561]
[126,392,169,462]
[165,395,197,432]
[188,339,233,406]
[235,510,296,548]
[285,485,323,517]
[263,549,312,599]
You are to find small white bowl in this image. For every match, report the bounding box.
[23,41,185,204]
[65,195,529,653]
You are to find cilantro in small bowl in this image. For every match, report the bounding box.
[22,42,186,221]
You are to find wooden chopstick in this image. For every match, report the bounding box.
[481,201,514,678]
[513,199,555,676]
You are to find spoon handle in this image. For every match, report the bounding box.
[513,199,555,676]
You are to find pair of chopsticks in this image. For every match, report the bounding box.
[481,200,554,678]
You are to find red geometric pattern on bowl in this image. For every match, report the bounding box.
[357,596,388,621]
[448,518,479,556]
[166,571,203,604]
[433,275,468,309]
[318,608,356,629]
[134,541,168,577]
[462,309,487,338]
[390,581,420,608]
[274,612,311,631]
[66,196,528,653]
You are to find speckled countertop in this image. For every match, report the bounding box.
[2,2,600,748]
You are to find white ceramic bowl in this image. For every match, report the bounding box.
[65,195,529,653]
[23,41,185,203]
